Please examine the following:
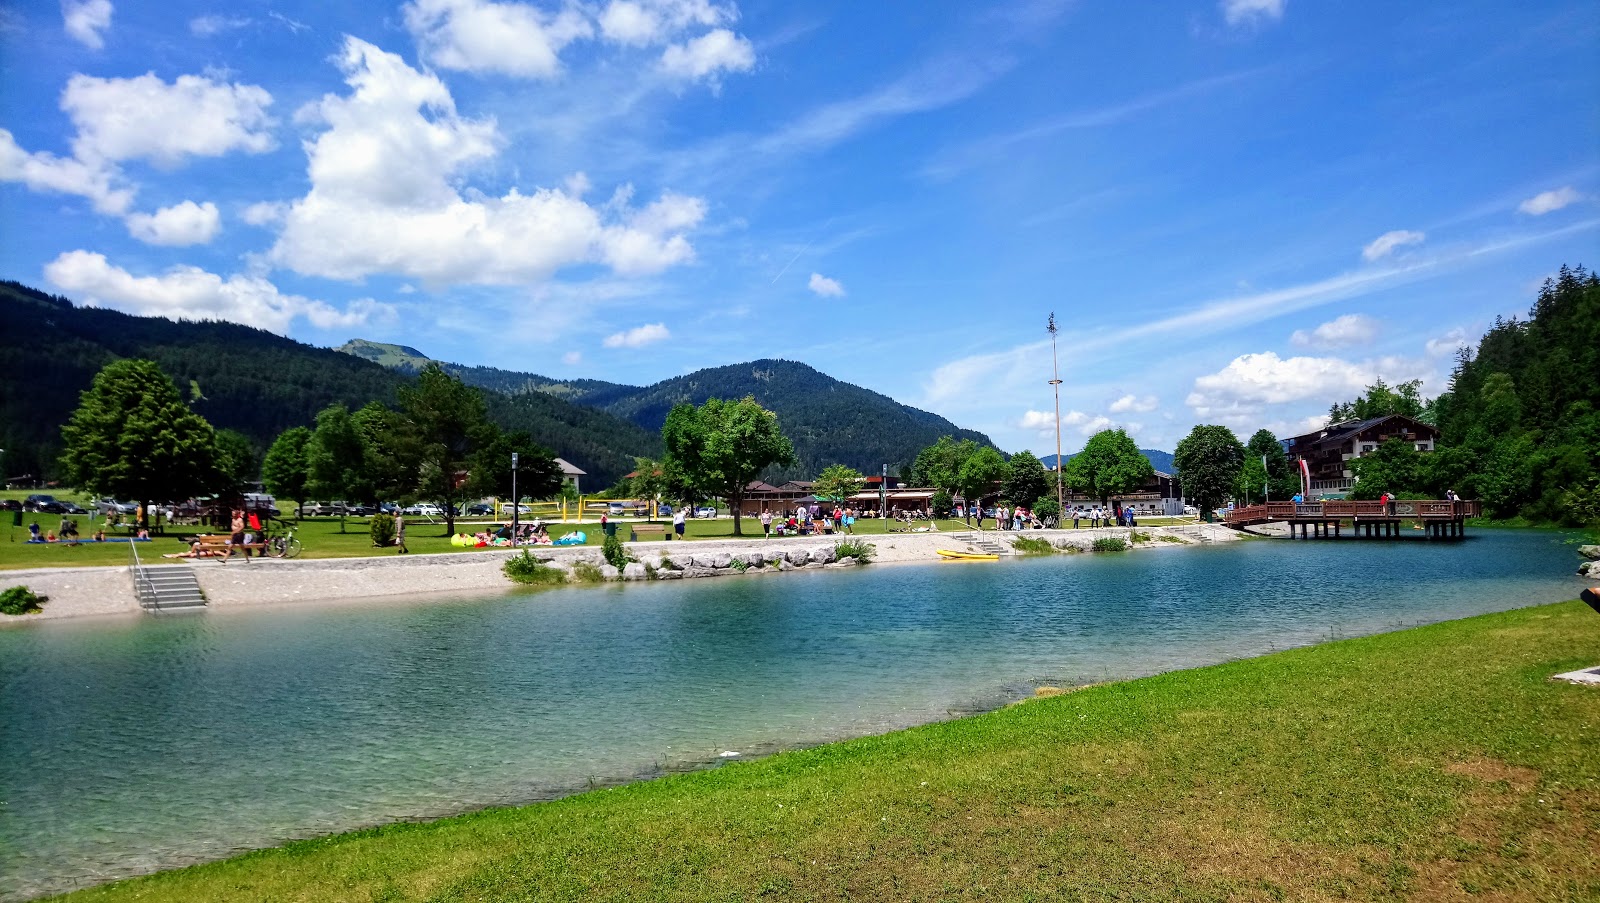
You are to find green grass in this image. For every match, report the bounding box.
[1011,536,1056,555]
[52,601,1600,902]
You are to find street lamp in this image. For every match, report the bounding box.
[1047,313,1064,519]
[511,451,519,547]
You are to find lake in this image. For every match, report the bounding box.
[0,529,1587,900]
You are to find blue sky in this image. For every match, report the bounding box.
[3,0,1596,456]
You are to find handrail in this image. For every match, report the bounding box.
[129,539,158,610]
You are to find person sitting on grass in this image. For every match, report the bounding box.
[28,521,42,542]
[163,542,221,559]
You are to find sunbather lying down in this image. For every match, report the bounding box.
[163,542,224,559]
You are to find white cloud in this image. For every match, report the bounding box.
[602,322,670,348]
[1109,394,1158,413]
[1518,186,1582,216]
[124,200,220,246]
[1018,410,1054,430]
[0,128,133,213]
[1361,229,1425,261]
[808,272,845,297]
[562,350,583,365]
[1425,328,1469,358]
[660,28,755,83]
[600,0,729,46]
[62,0,112,48]
[1186,351,1432,418]
[1220,0,1285,27]
[190,15,252,37]
[241,200,286,226]
[404,0,593,78]
[1062,411,1116,435]
[271,38,705,285]
[43,250,392,333]
[1289,313,1378,349]
[63,72,276,166]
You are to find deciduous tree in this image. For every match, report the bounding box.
[1064,429,1153,505]
[468,430,562,504]
[261,427,311,518]
[911,436,977,495]
[399,364,492,534]
[1001,450,1049,507]
[957,446,1009,521]
[813,464,866,507]
[1173,425,1245,520]
[661,396,796,536]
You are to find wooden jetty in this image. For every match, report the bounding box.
[1222,499,1479,540]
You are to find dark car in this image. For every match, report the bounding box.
[59,502,88,515]
[466,503,492,516]
[24,494,65,513]
[0,499,20,511]
[345,504,375,517]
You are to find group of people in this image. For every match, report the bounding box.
[759,505,858,538]
[26,516,153,544]
[1067,505,1137,529]
[452,520,550,548]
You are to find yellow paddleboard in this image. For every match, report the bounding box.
[936,549,999,561]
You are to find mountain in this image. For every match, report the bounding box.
[1042,449,1176,474]
[0,282,656,487]
[338,339,631,403]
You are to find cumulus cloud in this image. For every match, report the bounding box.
[1109,394,1158,413]
[1186,351,1432,419]
[660,28,755,82]
[602,322,670,348]
[600,0,729,46]
[124,200,220,246]
[1289,313,1378,349]
[1220,0,1284,27]
[808,272,845,297]
[0,128,134,213]
[241,200,286,226]
[190,15,253,37]
[270,38,705,285]
[1425,328,1469,358]
[62,72,275,166]
[1019,410,1054,430]
[62,0,112,48]
[1361,229,1425,261]
[403,0,593,78]
[1062,411,1116,435]
[44,250,392,333]
[1518,186,1582,216]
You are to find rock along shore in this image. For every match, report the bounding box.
[0,524,1240,623]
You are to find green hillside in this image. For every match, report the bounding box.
[338,339,631,402]
[0,283,656,488]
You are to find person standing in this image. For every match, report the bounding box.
[395,512,408,553]
[760,508,772,538]
[674,505,687,540]
[229,509,247,559]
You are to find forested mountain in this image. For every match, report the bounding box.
[339,339,631,403]
[0,282,656,487]
[1043,449,1176,474]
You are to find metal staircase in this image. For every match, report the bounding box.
[131,543,207,612]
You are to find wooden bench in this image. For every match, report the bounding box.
[630,523,669,541]
[190,534,269,560]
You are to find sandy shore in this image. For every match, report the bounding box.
[0,523,1240,623]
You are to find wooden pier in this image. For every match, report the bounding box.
[1222,499,1478,540]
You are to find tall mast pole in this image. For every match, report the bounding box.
[1048,313,1064,518]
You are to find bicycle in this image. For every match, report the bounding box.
[266,526,302,559]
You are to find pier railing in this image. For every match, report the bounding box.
[1223,499,1479,527]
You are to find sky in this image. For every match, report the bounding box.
[2,0,1597,456]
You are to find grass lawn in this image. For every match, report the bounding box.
[55,600,1600,902]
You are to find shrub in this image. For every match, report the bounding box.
[571,561,606,583]
[1033,497,1061,524]
[834,540,876,563]
[1012,536,1055,555]
[1129,531,1152,544]
[729,558,748,572]
[503,550,566,585]
[931,490,953,518]
[1092,536,1128,552]
[369,513,396,547]
[1158,534,1185,543]
[1,586,47,616]
[602,531,630,569]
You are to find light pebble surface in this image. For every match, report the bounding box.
[1,524,1237,623]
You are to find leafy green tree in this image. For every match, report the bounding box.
[957,446,1009,522]
[624,457,672,506]
[1002,450,1049,507]
[911,436,977,495]
[351,401,416,503]
[261,427,311,518]
[58,359,219,526]
[1245,429,1299,500]
[306,405,373,531]
[661,396,796,536]
[1348,438,1424,499]
[813,464,866,506]
[1235,455,1271,505]
[1064,429,1154,505]
[399,364,493,534]
[213,429,259,494]
[1173,425,1245,520]
[467,429,562,503]
[1327,378,1428,423]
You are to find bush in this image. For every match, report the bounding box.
[1091,536,1128,552]
[369,513,396,547]
[1,586,47,616]
[931,490,953,518]
[834,540,876,563]
[1129,531,1152,544]
[1033,497,1061,523]
[571,561,606,583]
[602,531,630,569]
[1012,536,1055,555]
[503,550,566,585]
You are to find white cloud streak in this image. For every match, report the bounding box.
[1220,0,1285,28]
[1289,313,1378,349]
[602,322,670,348]
[62,0,112,48]
[1518,186,1582,215]
[1361,229,1425,261]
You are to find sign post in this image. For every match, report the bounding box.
[511,452,519,547]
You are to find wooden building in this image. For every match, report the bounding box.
[1284,415,1439,495]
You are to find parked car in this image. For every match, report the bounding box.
[466,503,493,516]
[95,498,138,516]
[344,504,375,517]
[0,499,20,512]
[656,504,673,516]
[694,505,717,518]
[402,503,443,517]
[59,501,88,515]
[23,494,63,513]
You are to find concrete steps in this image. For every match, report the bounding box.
[950,533,1012,555]
[136,565,208,611]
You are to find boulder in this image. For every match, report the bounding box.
[683,566,720,579]
[785,547,811,566]
[1579,545,1600,561]
[836,556,858,567]
[743,549,766,567]
[709,552,734,569]
[778,558,793,571]
[599,564,620,581]
[622,562,648,581]
[1580,560,1598,577]
[655,569,684,580]
[810,545,837,565]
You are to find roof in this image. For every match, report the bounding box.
[1288,414,1437,450]
[553,457,586,476]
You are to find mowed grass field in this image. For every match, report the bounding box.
[0,489,999,570]
[54,600,1600,902]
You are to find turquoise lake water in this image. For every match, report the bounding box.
[0,530,1588,899]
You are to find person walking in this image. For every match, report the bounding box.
[674,505,687,540]
[760,508,772,538]
[395,512,408,553]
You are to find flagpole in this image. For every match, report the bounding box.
[1047,313,1063,519]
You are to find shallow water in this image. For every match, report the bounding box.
[0,530,1587,899]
